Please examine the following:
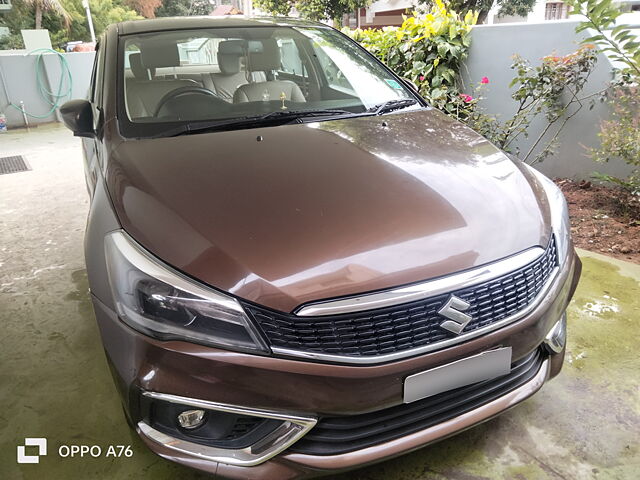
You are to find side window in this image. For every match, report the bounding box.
[88,47,98,101]
[312,44,354,93]
[278,39,306,77]
[177,37,219,66]
[91,42,104,107]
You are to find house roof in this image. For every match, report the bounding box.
[210,5,243,16]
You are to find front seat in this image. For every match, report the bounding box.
[125,44,197,118]
[207,40,261,103]
[129,52,155,81]
[233,39,306,104]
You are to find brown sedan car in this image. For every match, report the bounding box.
[60,16,581,479]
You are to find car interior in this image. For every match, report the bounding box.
[122,27,412,124]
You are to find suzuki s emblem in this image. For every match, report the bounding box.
[438,295,472,334]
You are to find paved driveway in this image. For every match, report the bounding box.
[1,124,638,479]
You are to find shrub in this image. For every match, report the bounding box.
[591,81,640,196]
[347,2,599,166]
[344,0,477,114]
[466,45,599,164]
[567,0,640,197]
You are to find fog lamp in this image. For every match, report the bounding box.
[544,313,567,354]
[177,409,206,429]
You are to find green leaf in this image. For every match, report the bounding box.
[413,60,426,70]
[615,33,634,44]
[441,69,455,83]
[583,34,607,43]
[610,24,627,37]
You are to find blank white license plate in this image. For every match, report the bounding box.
[403,347,512,403]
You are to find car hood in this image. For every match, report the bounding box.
[106,109,551,313]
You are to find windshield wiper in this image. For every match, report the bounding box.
[368,99,418,115]
[151,109,357,138]
[257,108,356,120]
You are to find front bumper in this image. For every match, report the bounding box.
[92,249,581,479]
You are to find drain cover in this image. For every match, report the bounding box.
[0,155,31,175]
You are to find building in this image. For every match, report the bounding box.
[210,4,243,16]
[210,0,252,16]
[487,0,640,24]
[346,0,415,29]
[345,0,640,28]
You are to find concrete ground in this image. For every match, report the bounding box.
[1,123,638,480]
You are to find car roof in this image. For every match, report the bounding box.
[116,16,326,36]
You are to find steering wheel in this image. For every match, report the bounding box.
[154,86,226,117]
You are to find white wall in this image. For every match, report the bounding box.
[461,20,631,179]
[0,51,95,128]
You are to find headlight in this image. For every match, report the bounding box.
[524,165,571,265]
[104,231,268,353]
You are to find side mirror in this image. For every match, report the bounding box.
[59,99,94,138]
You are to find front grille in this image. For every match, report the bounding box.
[290,349,545,455]
[245,238,557,360]
[224,416,264,440]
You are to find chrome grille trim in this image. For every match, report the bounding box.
[271,266,558,364]
[296,247,545,317]
[248,237,559,365]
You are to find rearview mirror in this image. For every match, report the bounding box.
[59,99,94,138]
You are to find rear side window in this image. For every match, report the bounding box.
[278,38,305,77]
[312,43,354,94]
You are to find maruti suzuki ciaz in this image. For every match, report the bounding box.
[60,16,581,479]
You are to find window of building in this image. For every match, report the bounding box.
[545,2,568,20]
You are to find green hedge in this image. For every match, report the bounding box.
[343,0,477,115]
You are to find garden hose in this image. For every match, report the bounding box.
[9,48,73,119]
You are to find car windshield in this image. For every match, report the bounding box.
[118,25,420,137]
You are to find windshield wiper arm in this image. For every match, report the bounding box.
[255,108,357,121]
[368,99,418,115]
[151,109,357,138]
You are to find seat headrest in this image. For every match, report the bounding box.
[141,40,180,68]
[247,39,280,72]
[129,52,155,79]
[217,40,244,75]
[219,39,246,55]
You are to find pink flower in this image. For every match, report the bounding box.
[419,75,425,82]
[459,94,473,103]
[481,76,489,84]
